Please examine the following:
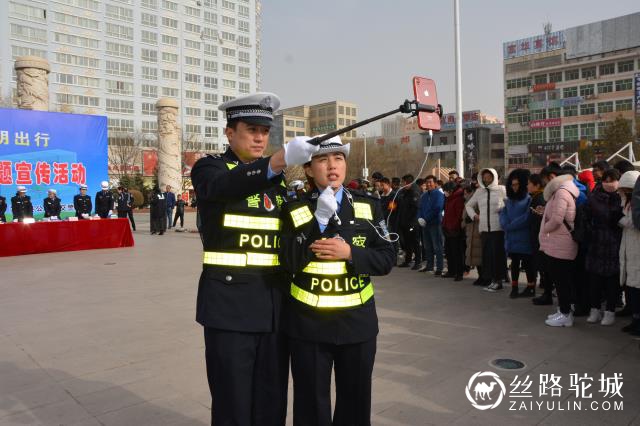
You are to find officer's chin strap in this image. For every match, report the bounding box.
[342,188,399,244]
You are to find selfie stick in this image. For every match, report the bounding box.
[305,100,442,146]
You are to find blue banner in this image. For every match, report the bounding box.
[0,108,107,218]
[635,73,640,112]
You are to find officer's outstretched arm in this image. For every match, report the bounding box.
[278,204,322,274]
[191,156,283,201]
[350,203,396,277]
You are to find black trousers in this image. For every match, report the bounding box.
[117,210,136,230]
[544,253,574,314]
[444,234,465,277]
[173,209,184,227]
[509,253,535,284]
[570,247,589,312]
[290,337,376,426]
[589,273,620,312]
[628,287,640,318]
[204,328,289,426]
[399,225,421,264]
[480,231,507,282]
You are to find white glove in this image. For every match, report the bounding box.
[418,218,426,227]
[82,213,89,218]
[314,187,338,226]
[283,136,318,166]
[108,210,113,216]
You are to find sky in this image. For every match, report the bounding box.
[261,0,639,136]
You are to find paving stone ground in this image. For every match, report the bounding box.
[1,212,639,425]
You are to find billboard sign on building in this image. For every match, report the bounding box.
[441,110,481,130]
[463,129,478,177]
[503,31,565,59]
[635,73,640,112]
[0,108,107,218]
[529,140,578,154]
[529,118,562,129]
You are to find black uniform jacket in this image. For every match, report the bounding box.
[95,190,114,215]
[191,148,288,333]
[74,195,92,217]
[279,189,396,345]
[0,196,6,222]
[11,195,33,220]
[43,197,62,217]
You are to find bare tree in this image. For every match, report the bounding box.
[108,130,151,179]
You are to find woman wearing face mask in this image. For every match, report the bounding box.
[279,136,395,426]
[584,168,624,326]
[617,171,640,335]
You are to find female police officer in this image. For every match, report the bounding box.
[279,136,395,426]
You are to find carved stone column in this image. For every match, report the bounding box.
[14,56,50,111]
[156,98,182,192]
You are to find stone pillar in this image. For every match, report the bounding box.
[156,98,182,192]
[14,56,50,111]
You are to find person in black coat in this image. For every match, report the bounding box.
[528,174,552,305]
[95,181,114,218]
[149,186,167,235]
[396,174,422,268]
[43,189,62,218]
[74,185,92,219]
[279,138,395,425]
[172,195,187,228]
[0,195,7,223]
[116,186,136,230]
[11,186,33,222]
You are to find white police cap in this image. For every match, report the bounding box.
[312,135,350,159]
[17,185,27,192]
[219,92,281,127]
[48,188,57,194]
[101,181,109,189]
[80,184,88,190]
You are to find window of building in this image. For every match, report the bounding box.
[55,73,101,88]
[141,84,157,98]
[106,80,134,96]
[141,12,158,27]
[53,12,100,30]
[533,74,547,85]
[615,79,632,91]
[106,42,133,58]
[204,60,218,73]
[222,63,236,73]
[531,128,545,143]
[549,72,562,83]
[161,0,178,11]
[565,69,579,81]
[185,39,201,50]
[618,60,634,73]
[239,5,250,17]
[141,0,158,9]
[107,118,134,132]
[285,119,295,127]
[580,103,595,115]
[106,23,133,40]
[205,44,218,56]
[162,87,179,97]
[56,93,100,108]
[548,126,561,142]
[223,79,236,89]
[141,48,158,63]
[238,36,251,47]
[239,82,250,93]
[505,77,531,89]
[13,45,46,60]
[508,131,530,145]
[185,5,201,17]
[506,113,529,124]
[222,15,236,26]
[162,69,178,79]
[9,2,47,22]
[563,124,578,141]
[222,0,235,10]
[296,121,305,128]
[597,81,613,94]
[580,123,595,139]
[599,63,615,76]
[185,22,201,34]
[185,124,202,135]
[106,4,133,22]
[141,66,157,80]
[221,31,236,42]
[106,99,134,114]
[285,131,295,138]
[205,110,219,121]
[186,107,201,117]
[141,102,156,115]
[563,105,577,117]
[161,34,178,46]
[548,107,561,119]
[597,101,613,114]
[222,95,235,103]
[142,121,158,134]
[185,56,201,67]
[579,84,594,97]
[531,109,546,120]
[238,51,250,63]
[186,90,201,100]
[205,126,219,138]
[56,53,99,69]
[106,61,133,77]
[204,76,218,88]
[615,99,632,111]
[581,67,596,79]
[563,87,577,98]
[161,17,178,29]
[238,21,249,33]
[205,12,217,24]
[185,73,201,84]
[162,52,178,63]
[205,93,218,105]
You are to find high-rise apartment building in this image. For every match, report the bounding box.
[503,12,640,172]
[1,0,261,161]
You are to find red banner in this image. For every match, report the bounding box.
[529,118,561,129]
[532,82,556,92]
[142,150,158,177]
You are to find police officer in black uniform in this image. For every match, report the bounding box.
[95,181,114,218]
[11,186,34,222]
[0,194,7,223]
[190,92,319,426]
[43,189,62,218]
[116,186,136,230]
[74,185,92,219]
[279,136,395,426]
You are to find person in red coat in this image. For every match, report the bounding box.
[442,181,466,281]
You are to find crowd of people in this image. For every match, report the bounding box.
[326,160,640,333]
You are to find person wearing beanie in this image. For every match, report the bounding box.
[618,171,640,335]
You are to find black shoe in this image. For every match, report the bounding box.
[616,306,632,317]
[398,262,410,268]
[454,275,463,282]
[411,264,421,271]
[621,320,640,333]
[519,287,535,298]
[532,294,553,305]
[434,270,442,276]
[509,287,519,299]
[442,272,455,278]
[159,231,164,235]
[472,278,486,286]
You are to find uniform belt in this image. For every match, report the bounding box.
[203,251,279,267]
[290,283,374,308]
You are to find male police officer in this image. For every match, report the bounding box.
[43,189,62,218]
[11,186,33,222]
[74,185,92,219]
[0,194,7,223]
[95,181,114,218]
[191,92,318,425]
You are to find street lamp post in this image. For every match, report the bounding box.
[362,132,368,180]
[454,0,465,176]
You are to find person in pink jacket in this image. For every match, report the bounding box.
[539,173,579,327]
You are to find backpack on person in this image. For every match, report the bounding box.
[561,190,587,243]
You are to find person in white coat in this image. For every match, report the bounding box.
[465,168,508,292]
[618,171,640,336]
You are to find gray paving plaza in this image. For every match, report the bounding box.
[1,212,639,426]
